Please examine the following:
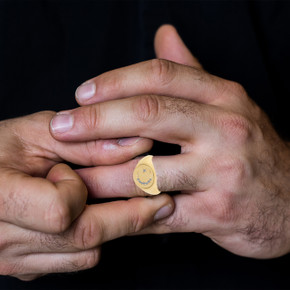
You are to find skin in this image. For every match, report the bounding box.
[0,111,174,280]
[51,25,290,259]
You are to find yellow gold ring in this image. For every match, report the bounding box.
[133,155,160,195]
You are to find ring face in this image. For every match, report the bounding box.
[135,164,155,189]
[133,155,160,195]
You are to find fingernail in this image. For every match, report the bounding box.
[103,141,118,150]
[154,204,173,221]
[117,137,142,146]
[50,113,74,133]
[76,82,96,101]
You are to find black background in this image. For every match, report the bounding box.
[0,1,290,289]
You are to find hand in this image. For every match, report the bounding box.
[0,111,173,280]
[51,25,290,259]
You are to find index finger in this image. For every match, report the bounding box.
[75,59,225,106]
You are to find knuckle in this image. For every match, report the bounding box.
[133,95,162,123]
[45,196,71,233]
[129,214,144,233]
[218,158,250,191]
[97,73,122,96]
[150,58,175,87]
[65,249,100,272]
[82,104,102,131]
[219,113,252,144]
[222,80,248,102]
[126,200,147,233]
[73,218,103,249]
[0,236,8,252]
[209,192,237,225]
[0,262,18,276]
[159,209,189,232]
[208,159,251,225]
[84,140,102,165]
[79,249,100,270]
[227,159,249,186]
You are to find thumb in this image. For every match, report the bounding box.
[70,194,175,247]
[154,24,202,68]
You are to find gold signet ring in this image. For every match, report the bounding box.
[133,155,160,195]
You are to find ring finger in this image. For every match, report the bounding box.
[76,154,209,198]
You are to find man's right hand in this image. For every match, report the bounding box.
[0,111,174,281]
[50,25,290,260]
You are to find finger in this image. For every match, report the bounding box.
[10,248,101,278]
[135,192,215,235]
[13,194,174,254]
[50,95,217,143]
[67,194,174,249]
[0,163,87,233]
[75,59,225,106]
[53,136,153,166]
[76,155,207,199]
[16,111,152,168]
[154,24,203,68]
[76,159,143,198]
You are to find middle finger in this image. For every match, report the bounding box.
[50,95,217,145]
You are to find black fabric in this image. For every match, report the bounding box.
[0,1,290,289]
